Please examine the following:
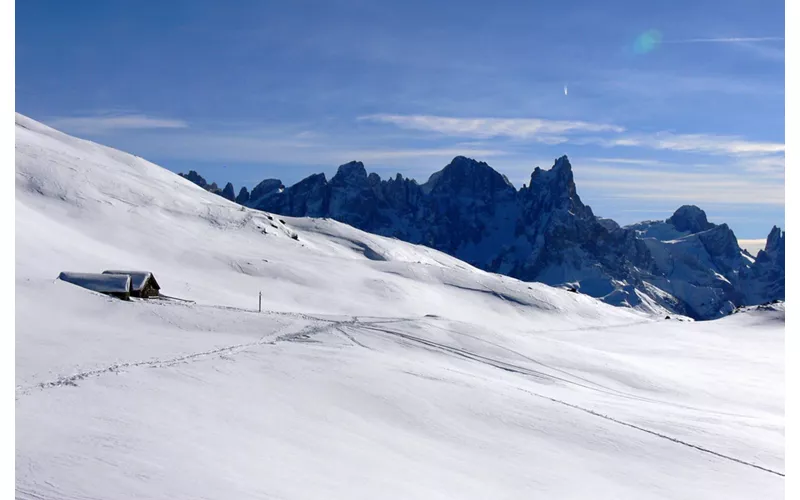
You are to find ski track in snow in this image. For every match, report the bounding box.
[399,319,759,419]
[354,322,747,417]
[518,387,785,477]
[350,322,785,478]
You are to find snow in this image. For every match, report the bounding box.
[102,270,157,291]
[57,271,131,294]
[15,113,785,499]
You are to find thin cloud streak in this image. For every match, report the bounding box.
[576,165,784,207]
[589,69,784,99]
[582,133,784,156]
[344,148,508,161]
[47,114,189,134]
[100,129,507,167]
[365,114,783,157]
[662,37,784,44]
[587,157,671,167]
[735,155,785,179]
[360,114,625,141]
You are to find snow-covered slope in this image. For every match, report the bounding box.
[15,113,784,499]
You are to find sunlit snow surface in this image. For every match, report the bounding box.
[15,114,784,499]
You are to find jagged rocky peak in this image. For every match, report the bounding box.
[250,178,284,203]
[331,161,368,185]
[298,172,328,187]
[221,182,236,202]
[529,155,573,184]
[257,172,329,217]
[235,186,250,205]
[666,205,715,234]
[765,225,785,254]
[424,156,514,195]
[179,170,208,189]
[757,225,785,267]
[523,155,591,218]
[552,154,573,173]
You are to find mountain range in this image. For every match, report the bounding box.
[180,155,785,320]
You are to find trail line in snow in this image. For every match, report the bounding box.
[519,387,785,477]
[15,293,422,399]
[415,319,754,419]
[355,323,784,478]
[16,317,354,397]
[334,326,371,349]
[358,323,702,409]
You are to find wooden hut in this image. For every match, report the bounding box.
[58,272,132,300]
[102,270,160,298]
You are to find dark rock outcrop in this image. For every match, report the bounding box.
[741,226,786,304]
[666,205,715,234]
[235,187,250,205]
[221,182,236,202]
[179,170,209,189]
[250,179,284,206]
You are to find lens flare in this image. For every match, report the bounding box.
[633,29,663,54]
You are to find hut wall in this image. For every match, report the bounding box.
[131,278,160,298]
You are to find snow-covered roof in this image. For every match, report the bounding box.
[102,270,159,291]
[58,272,131,294]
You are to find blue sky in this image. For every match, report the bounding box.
[16,0,784,240]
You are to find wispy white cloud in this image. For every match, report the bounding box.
[576,165,784,207]
[360,114,625,142]
[593,69,783,97]
[364,114,784,157]
[583,132,784,156]
[584,156,787,179]
[342,148,507,161]
[47,114,189,135]
[587,157,673,167]
[658,37,785,62]
[735,155,785,179]
[734,42,785,62]
[100,128,507,168]
[663,37,784,44]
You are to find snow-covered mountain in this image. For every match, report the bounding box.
[15,114,784,499]
[222,156,784,320]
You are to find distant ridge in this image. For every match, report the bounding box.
[187,155,785,320]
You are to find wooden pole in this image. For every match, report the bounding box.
[258,291,262,313]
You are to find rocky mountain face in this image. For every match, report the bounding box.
[178,170,224,196]
[739,225,785,305]
[187,156,785,320]
[178,170,209,189]
[221,182,236,202]
[235,187,250,205]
